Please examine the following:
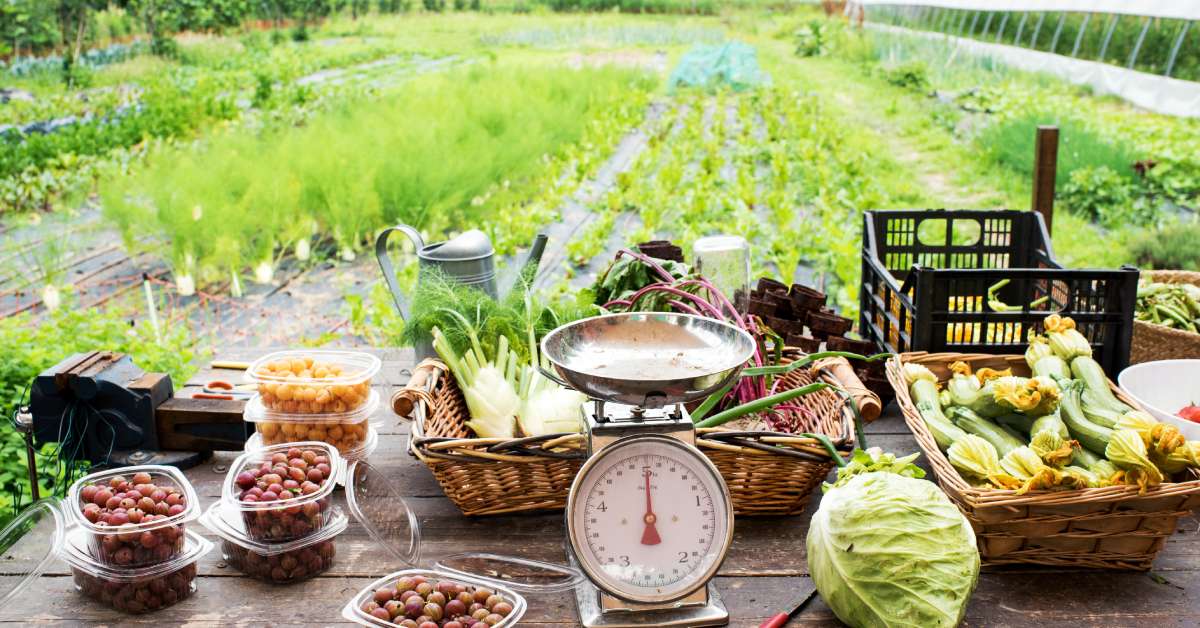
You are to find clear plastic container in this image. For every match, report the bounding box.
[222,441,341,543]
[201,501,345,584]
[244,423,378,462]
[67,465,200,568]
[60,526,211,614]
[244,389,380,456]
[247,350,381,414]
[342,569,527,627]
[0,499,65,607]
[339,461,583,628]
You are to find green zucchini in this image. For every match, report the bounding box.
[995,412,1036,435]
[910,378,967,451]
[1030,412,1070,440]
[1059,380,1113,455]
[1031,354,1070,382]
[948,406,1024,457]
[1071,357,1130,415]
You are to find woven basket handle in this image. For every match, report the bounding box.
[812,357,882,423]
[391,358,446,420]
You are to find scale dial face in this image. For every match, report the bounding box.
[568,434,733,604]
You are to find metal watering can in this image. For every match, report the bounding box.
[375,225,548,358]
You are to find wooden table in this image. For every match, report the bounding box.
[7,348,1199,626]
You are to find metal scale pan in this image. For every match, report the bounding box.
[541,312,756,410]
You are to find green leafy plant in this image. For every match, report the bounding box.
[1130,221,1200,271]
[880,60,929,91]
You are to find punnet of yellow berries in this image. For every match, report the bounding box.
[254,356,372,414]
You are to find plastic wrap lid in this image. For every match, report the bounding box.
[243,389,382,424]
[245,350,382,386]
[345,460,583,594]
[244,426,379,465]
[201,501,348,555]
[61,527,212,581]
[0,500,65,606]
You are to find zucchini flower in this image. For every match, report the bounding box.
[1024,333,1054,369]
[1030,429,1074,469]
[1087,458,1122,485]
[1000,446,1065,494]
[903,363,937,386]
[946,361,982,407]
[1105,429,1164,493]
[948,434,1019,489]
[1043,314,1092,362]
[1116,411,1186,458]
[1061,465,1106,488]
[1159,441,1200,475]
[974,367,1012,385]
[993,376,1060,416]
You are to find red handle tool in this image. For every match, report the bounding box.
[758,589,818,628]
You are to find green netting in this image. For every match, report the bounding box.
[668,41,771,92]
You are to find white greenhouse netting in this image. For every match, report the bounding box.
[853,1,1200,21]
[847,2,1200,117]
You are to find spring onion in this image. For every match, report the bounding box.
[433,327,521,439]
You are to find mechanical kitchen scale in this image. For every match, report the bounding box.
[541,312,756,628]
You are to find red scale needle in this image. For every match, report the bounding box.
[641,468,662,546]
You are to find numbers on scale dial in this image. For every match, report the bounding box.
[578,447,721,593]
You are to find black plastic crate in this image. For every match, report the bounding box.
[858,210,1138,376]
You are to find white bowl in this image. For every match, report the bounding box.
[1118,360,1200,441]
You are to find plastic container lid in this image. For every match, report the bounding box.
[344,460,583,595]
[243,389,381,423]
[67,464,202,535]
[0,500,65,606]
[60,526,212,581]
[244,426,379,463]
[246,350,381,388]
[200,501,348,555]
[221,441,344,511]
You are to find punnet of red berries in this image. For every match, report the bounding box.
[360,575,517,628]
[78,471,189,567]
[233,445,334,542]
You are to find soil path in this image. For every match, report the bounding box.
[788,55,995,209]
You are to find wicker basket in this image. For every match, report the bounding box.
[697,355,858,516]
[404,360,585,516]
[400,353,863,517]
[888,352,1200,570]
[1131,270,1200,365]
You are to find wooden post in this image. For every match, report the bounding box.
[1032,126,1059,235]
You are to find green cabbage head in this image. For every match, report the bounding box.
[807,454,980,627]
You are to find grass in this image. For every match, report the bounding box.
[101,60,656,289]
[977,112,1139,186]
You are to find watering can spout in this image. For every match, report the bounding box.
[500,233,549,298]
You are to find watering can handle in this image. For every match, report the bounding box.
[375,224,425,321]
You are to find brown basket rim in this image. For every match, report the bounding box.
[887,351,1200,509]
